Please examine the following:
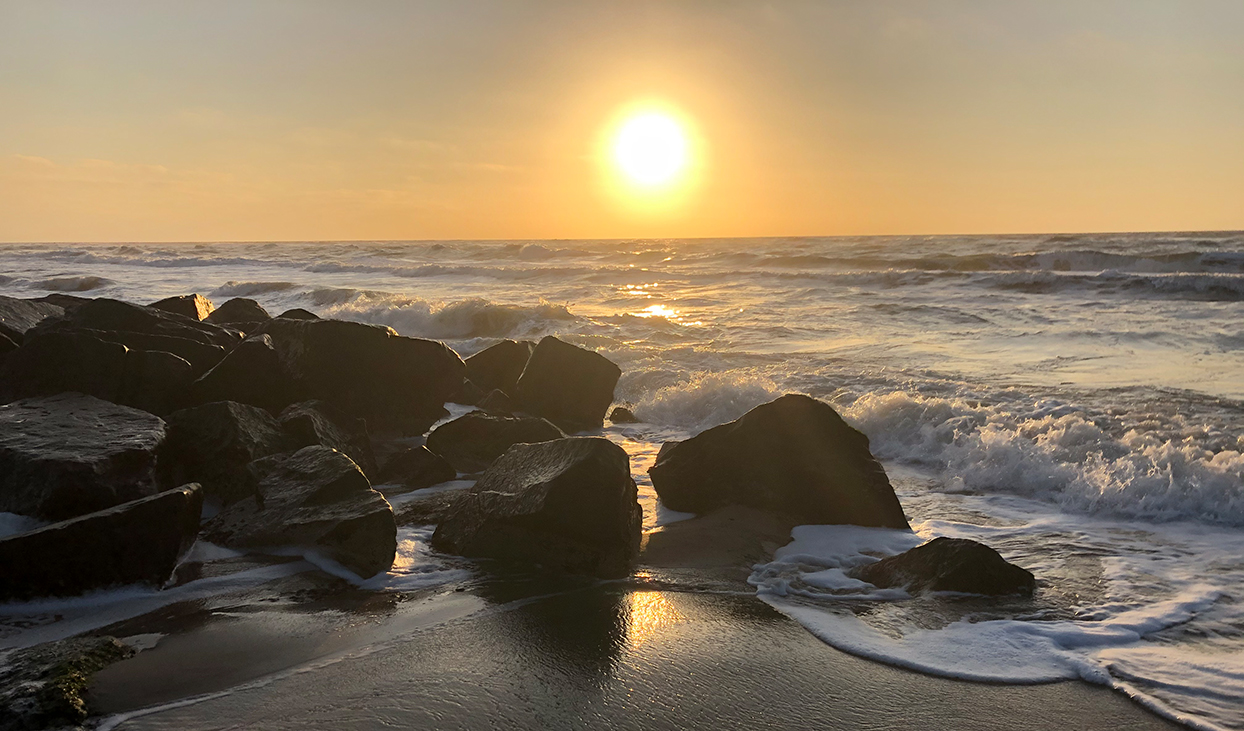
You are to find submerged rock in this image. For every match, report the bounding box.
[0,394,169,521]
[426,411,564,473]
[0,636,135,731]
[149,293,215,321]
[279,399,378,478]
[205,297,271,329]
[648,394,908,529]
[464,339,534,395]
[203,446,396,578]
[163,401,291,505]
[377,446,457,494]
[431,437,642,578]
[851,537,1037,596]
[513,336,620,432]
[608,406,640,424]
[190,333,298,413]
[0,484,203,601]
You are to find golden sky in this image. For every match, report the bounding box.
[1,1,1242,242]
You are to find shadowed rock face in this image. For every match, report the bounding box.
[190,333,298,413]
[0,484,203,602]
[851,537,1037,596]
[279,399,378,479]
[163,401,292,505]
[377,446,456,494]
[0,394,169,521]
[205,297,272,330]
[514,336,621,432]
[432,437,642,578]
[203,446,396,578]
[426,411,564,473]
[464,339,534,395]
[149,293,215,321]
[277,307,319,320]
[649,394,909,529]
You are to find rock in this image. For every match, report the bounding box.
[0,636,135,731]
[149,293,215,321]
[279,399,378,478]
[377,446,457,494]
[648,394,908,529]
[431,437,642,578]
[513,336,620,432]
[205,297,271,329]
[392,481,472,525]
[0,394,169,521]
[608,406,640,424]
[39,325,227,377]
[203,446,396,578]
[477,388,518,414]
[163,401,291,505]
[278,307,319,320]
[851,537,1037,596]
[33,297,240,350]
[190,333,298,412]
[255,318,465,434]
[0,484,203,601]
[455,378,485,406]
[0,330,194,415]
[464,339,534,395]
[0,294,63,336]
[0,331,17,360]
[426,411,565,473]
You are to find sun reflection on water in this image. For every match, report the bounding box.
[625,591,686,646]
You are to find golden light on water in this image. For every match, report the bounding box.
[625,591,685,646]
[612,112,688,187]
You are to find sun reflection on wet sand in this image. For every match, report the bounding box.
[625,591,686,646]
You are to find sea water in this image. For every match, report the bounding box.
[1,233,1242,729]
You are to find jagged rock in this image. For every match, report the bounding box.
[426,411,564,473]
[255,318,465,434]
[163,401,291,505]
[150,293,215,321]
[279,400,378,478]
[278,307,319,320]
[455,378,485,406]
[190,333,298,412]
[514,336,620,432]
[205,297,271,329]
[0,394,169,521]
[478,388,518,414]
[608,406,640,424]
[0,484,203,601]
[377,446,457,494]
[851,537,1037,596]
[0,295,63,337]
[0,636,135,731]
[431,437,642,577]
[0,330,194,415]
[465,339,534,395]
[203,446,396,578]
[648,394,908,529]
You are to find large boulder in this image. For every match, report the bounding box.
[431,437,642,578]
[648,394,908,529]
[0,295,63,340]
[464,339,534,395]
[0,330,194,415]
[205,297,271,329]
[163,401,291,505]
[851,537,1037,596]
[149,293,215,321]
[190,333,298,412]
[426,411,564,473]
[0,484,203,601]
[376,446,456,494]
[255,318,464,434]
[277,307,319,320]
[203,446,396,578]
[279,399,378,478]
[513,336,621,432]
[0,636,135,730]
[0,394,170,521]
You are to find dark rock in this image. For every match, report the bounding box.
[190,333,298,412]
[203,446,396,578]
[37,325,227,377]
[851,537,1037,596]
[0,636,135,731]
[464,339,534,395]
[149,293,215,321]
[0,330,194,415]
[431,437,642,578]
[455,378,485,406]
[31,293,91,311]
[477,388,518,414]
[393,480,472,525]
[279,399,378,478]
[255,318,465,434]
[513,336,620,432]
[608,406,640,424]
[648,394,908,529]
[0,295,63,336]
[278,307,319,320]
[0,484,203,601]
[426,411,564,473]
[32,297,240,350]
[205,297,271,329]
[0,331,17,360]
[377,446,457,494]
[163,402,291,505]
[0,394,169,521]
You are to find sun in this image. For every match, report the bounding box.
[612,112,689,187]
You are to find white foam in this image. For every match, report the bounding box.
[630,371,785,432]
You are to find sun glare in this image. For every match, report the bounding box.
[612,112,689,187]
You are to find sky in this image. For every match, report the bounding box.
[1,0,1242,242]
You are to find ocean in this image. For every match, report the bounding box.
[1,232,1242,730]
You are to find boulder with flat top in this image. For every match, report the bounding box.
[850,537,1037,596]
[426,411,564,473]
[513,336,620,432]
[0,295,63,340]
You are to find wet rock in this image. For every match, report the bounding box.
[0,636,135,731]
[42,325,227,377]
[477,388,518,414]
[205,297,271,329]
[149,293,215,321]
[203,446,396,578]
[0,394,169,521]
[279,399,378,478]
[426,411,564,473]
[431,437,642,578]
[393,480,472,525]
[851,537,1037,596]
[163,401,291,505]
[0,295,63,337]
[608,406,640,424]
[255,318,464,434]
[649,394,908,529]
[190,333,298,413]
[513,336,620,432]
[376,446,457,494]
[278,307,319,320]
[464,339,534,395]
[0,484,203,601]
[32,297,240,350]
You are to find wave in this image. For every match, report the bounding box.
[312,290,578,340]
[34,275,113,292]
[630,371,786,432]
[211,281,300,297]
